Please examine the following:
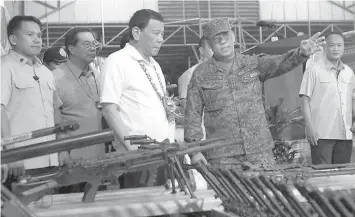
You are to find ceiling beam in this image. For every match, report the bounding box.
[38,1,76,20]
[347,3,355,9]
[328,0,354,14]
[33,1,57,10]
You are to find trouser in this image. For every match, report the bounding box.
[208,150,275,170]
[311,139,353,165]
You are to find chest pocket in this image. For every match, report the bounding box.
[13,78,37,102]
[14,79,36,89]
[239,70,261,94]
[319,73,335,83]
[201,83,226,112]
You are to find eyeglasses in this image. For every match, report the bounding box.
[80,40,103,50]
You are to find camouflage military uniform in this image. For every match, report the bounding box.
[184,49,308,170]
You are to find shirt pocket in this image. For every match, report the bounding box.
[239,70,260,83]
[14,79,37,102]
[201,83,226,112]
[14,79,36,89]
[319,74,335,83]
[239,70,261,95]
[340,75,353,96]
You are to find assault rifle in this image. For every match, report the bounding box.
[193,162,355,217]
[241,160,355,184]
[7,134,237,204]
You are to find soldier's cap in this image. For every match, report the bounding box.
[203,18,232,39]
[43,47,67,64]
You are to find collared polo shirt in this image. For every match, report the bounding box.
[299,58,355,140]
[99,44,175,144]
[1,50,61,169]
[52,60,105,159]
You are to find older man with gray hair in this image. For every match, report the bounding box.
[184,18,326,170]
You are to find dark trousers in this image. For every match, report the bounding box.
[311,139,353,165]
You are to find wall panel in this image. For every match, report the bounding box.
[259,0,355,21]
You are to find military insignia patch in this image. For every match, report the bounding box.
[249,72,258,78]
[59,48,67,57]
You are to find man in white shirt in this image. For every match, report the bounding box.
[178,36,213,109]
[176,36,213,141]
[300,32,355,164]
[1,16,61,189]
[100,9,175,188]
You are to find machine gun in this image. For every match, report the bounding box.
[5,135,237,205]
[193,162,355,217]
[241,161,355,184]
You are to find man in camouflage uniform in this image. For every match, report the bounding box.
[184,18,325,170]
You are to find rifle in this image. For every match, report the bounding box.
[242,162,355,183]
[192,163,355,217]
[10,136,237,204]
[1,130,114,164]
[1,120,79,148]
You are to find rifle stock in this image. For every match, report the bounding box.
[13,137,237,204]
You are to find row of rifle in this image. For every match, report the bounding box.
[1,121,239,210]
[193,162,355,217]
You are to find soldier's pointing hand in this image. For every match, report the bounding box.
[300,32,326,56]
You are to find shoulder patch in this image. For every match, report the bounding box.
[59,48,67,57]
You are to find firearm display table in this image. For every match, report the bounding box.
[29,186,222,217]
[210,174,355,217]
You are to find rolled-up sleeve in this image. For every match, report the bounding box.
[299,67,316,98]
[99,56,125,106]
[1,64,12,107]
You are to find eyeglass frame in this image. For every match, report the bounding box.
[78,40,103,50]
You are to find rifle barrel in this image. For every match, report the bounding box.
[175,138,240,155]
[1,121,79,147]
[1,130,115,164]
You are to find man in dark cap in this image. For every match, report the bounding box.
[184,18,325,170]
[43,46,67,71]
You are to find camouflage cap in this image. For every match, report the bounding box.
[203,18,231,39]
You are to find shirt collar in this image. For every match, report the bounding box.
[124,43,156,65]
[9,50,42,66]
[209,52,244,73]
[66,59,94,78]
[324,58,345,71]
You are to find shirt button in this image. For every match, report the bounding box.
[20,58,24,62]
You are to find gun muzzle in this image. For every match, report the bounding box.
[1,130,115,164]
